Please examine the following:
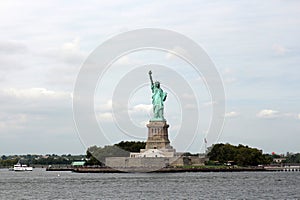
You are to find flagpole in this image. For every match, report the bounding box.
[204,138,207,154]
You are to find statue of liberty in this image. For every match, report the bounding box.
[148,70,167,121]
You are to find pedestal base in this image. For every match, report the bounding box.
[145,120,172,150]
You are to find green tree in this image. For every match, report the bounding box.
[115,141,146,152]
[207,143,271,166]
[85,147,102,166]
[85,141,146,166]
[284,153,300,163]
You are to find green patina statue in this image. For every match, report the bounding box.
[148,70,167,121]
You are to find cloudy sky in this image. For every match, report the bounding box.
[0,0,299,155]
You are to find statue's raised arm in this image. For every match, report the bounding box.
[148,70,154,86]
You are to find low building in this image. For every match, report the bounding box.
[273,158,286,163]
[71,161,85,167]
[130,148,175,158]
[105,119,206,170]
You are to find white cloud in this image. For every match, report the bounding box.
[97,100,113,112]
[39,37,86,65]
[222,68,237,84]
[165,46,188,60]
[223,68,234,75]
[0,113,28,129]
[202,101,217,107]
[97,112,114,122]
[1,88,71,100]
[282,113,295,118]
[181,93,194,100]
[0,40,28,54]
[272,43,288,55]
[256,111,300,120]
[225,111,239,118]
[62,37,80,53]
[184,103,197,109]
[126,104,152,128]
[139,120,149,127]
[60,37,86,62]
[129,104,152,114]
[114,55,130,65]
[170,124,181,132]
[224,77,237,84]
[0,40,29,71]
[0,55,26,71]
[257,109,279,119]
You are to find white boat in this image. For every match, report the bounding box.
[13,161,33,171]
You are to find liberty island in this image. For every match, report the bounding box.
[105,70,204,171]
[45,71,288,173]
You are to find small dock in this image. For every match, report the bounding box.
[264,166,300,172]
[46,166,73,171]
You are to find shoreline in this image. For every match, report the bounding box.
[45,166,272,173]
[73,167,267,173]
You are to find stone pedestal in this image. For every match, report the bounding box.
[145,120,172,149]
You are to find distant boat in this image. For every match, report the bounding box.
[13,161,33,171]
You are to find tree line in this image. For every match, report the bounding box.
[2,142,299,167]
[284,153,300,163]
[207,143,272,166]
[85,141,146,166]
[0,154,85,167]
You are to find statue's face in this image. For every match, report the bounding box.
[155,82,160,88]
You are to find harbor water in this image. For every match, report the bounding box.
[0,168,299,199]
